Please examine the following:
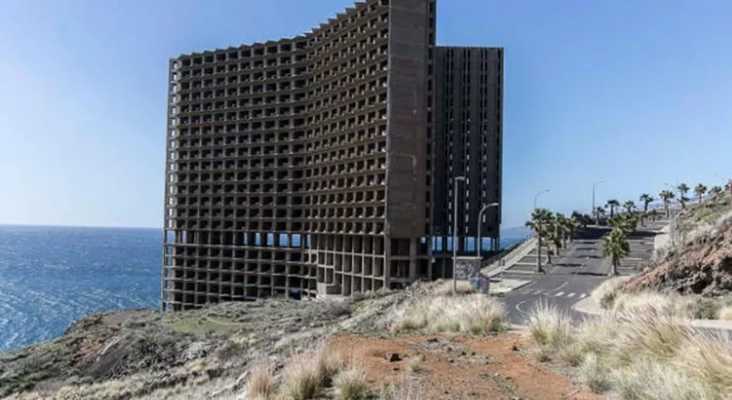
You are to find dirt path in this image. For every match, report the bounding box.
[327,333,602,400]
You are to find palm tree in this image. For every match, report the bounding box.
[595,206,607,224]
[623,200,635,215]
[677,184,690,209]
[567,217,579,243]
[602,228,630,276]
[606,199,620,218]
[609,214,637,235]
[554,213,575,250]
[525,208,552,273]
[694,183,707,204]
[710,186,723,196]
[659,190,675,218]
[639,194,654,214]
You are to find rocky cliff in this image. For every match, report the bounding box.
[622,192,732,296]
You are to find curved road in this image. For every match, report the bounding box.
[498,224,660,324]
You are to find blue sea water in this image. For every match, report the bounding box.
[0,225,524,353]
[0,225,161,353]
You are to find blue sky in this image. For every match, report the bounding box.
[1,0,731,229]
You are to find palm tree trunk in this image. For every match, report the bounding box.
[612,258,619,276]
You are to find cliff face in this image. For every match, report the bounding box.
[622,193,732,296]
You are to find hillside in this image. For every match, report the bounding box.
[621,190,732,296]
[0,281,599,400]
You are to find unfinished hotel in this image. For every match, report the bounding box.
[163,0,503,310]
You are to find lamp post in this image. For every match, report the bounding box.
[533,189,550,210]
[477,202,500,258]
[452,176,466,294]
[592,181,603,225]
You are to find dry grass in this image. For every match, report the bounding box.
[394,294,506,335]
[244,362,277,400]
[279,348,344,400]
[526,297,732,398]
[592,281,732,321]
[433,279,475,296]
[526,301,572,349]
[591,276,631,309]
[332,365,369,400]
[377,377,424,400]
[717,306,732,321]
[406,357,427,374]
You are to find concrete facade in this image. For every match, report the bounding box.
[432,47,503,266]
[162,0,502,311]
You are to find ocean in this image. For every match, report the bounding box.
[0,225,523,353]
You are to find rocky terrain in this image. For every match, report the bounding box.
[0,281,601,400]
[621,191,732,297]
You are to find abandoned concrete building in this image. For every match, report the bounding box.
[162,0,503,311]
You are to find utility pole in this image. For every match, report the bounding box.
[592,180,603,225]
[477,202,500,259]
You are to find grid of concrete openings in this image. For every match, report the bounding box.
[163,0,503,311]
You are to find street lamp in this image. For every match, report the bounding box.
[592,181,603,225]
[533,189,550,210]
[452,176,466,294]
[477,202,500,258]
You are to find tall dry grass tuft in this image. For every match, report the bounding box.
[278,348,343,400]
[578,353,611,394]
[394,294,506,335]
[332,364,370,400]
[526,301,573,349]
[611,359,714,400]
[378,377,424,400]
[611,291,675,315]
[680,331,732,394]
[526,287,732,398]
[591,276,631,309]
[244,361,277,400]
[611,305,690,362]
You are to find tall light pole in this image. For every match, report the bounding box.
[452,176,466,294]
[477,202,500,258]
[533,189,550,210]
[592,181,603,225]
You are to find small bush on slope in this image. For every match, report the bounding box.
[278,348,344,400]
[333,365,369,400]
[394,294,507,335]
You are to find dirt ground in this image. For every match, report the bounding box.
[327,333,602,400]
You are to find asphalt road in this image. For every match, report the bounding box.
[497,223,663,324]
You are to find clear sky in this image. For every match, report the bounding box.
[1,0,731,229]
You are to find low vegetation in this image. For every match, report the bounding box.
[394,291,508,335]
[593,277,732,321]
[526,300,732,398]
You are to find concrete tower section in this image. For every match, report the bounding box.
[161,0,502,311]
[431,46,504,272]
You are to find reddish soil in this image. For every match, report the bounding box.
[327,333,602,400]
